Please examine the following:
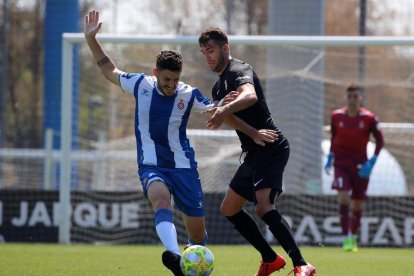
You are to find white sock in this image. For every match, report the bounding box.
[156,221,181,255]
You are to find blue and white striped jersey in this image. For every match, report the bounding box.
[120,72,213,169]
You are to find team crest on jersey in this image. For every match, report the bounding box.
[359,121,365,128]
[177,99,185,110]
[339,121,344,127]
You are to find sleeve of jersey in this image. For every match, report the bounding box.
[232,63,254,88]
[371,116,384,155]
[192,88,214,113]
[119,72,145,95]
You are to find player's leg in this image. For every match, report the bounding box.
[348,199,363,252]
[222,187,286,276]
[257,193,316,276]
[338,190,351,235]
[222,158,286,276]
[254,145,315,275]
[147,180,181,255]
[220,186,246,216]
[222,187,272,254]
[350,199,364,234]
[139,167,184,276]
[181,214,207,245]
[171,167,207,246]
[147,181,184,276]
[223,159,279,262]
[332,166,353,250]
[255,184,305,268]
[349,173,369,252]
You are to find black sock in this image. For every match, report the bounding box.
[261,210,307,267]
[226,209,277,263]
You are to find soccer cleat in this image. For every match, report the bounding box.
[254,254,286,276]
[351,236,358,252]
[289,263,316,276]
[342,237,353,252]
[162,250,184,276]
[342,237,358,252]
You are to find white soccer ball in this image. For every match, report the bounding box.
[180,245,215,276]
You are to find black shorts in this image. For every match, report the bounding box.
[229,139,290,203]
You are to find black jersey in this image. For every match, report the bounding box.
[211,58,286,151]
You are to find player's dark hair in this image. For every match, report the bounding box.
[156,50,182,72]
[347,83,360,92]
[198,27,228,47]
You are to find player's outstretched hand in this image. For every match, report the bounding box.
[358,155,377,179]
[206,107,228,130]
[84,10,102,39]
[252,129,278,146]
[324,152,334,175]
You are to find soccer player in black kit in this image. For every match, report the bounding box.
[199,27,316,276]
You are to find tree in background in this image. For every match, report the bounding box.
[1,1,43,148]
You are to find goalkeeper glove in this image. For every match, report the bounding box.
[324,152,334,175]
[358,155,378,179]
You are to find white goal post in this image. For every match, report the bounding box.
[60,33,414,244]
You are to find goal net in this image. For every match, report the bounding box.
[61,34,414,194]
[2,34,414,245]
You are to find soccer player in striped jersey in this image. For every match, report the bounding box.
[84,10,278,276]
[199,27,316,276]
[325,84,384,252]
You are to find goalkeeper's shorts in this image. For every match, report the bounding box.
[332,165,369,200]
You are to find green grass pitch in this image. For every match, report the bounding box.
[0,243,413,275]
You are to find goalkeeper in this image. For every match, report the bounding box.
[325,84,384,252]
[84,10,278,276]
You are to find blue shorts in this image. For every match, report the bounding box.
[138,165,204,217]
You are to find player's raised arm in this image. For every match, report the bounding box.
[84,10,122,86]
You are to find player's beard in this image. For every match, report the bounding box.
[212,52,227,73]
[162,86,175,96]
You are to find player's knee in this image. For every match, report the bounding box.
[220,202,236,217]
[151,197,172,210]
[219,203,229,216]
[254,202,273,218]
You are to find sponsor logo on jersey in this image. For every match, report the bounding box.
[339,121,344,127]
[177,99,185,110]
